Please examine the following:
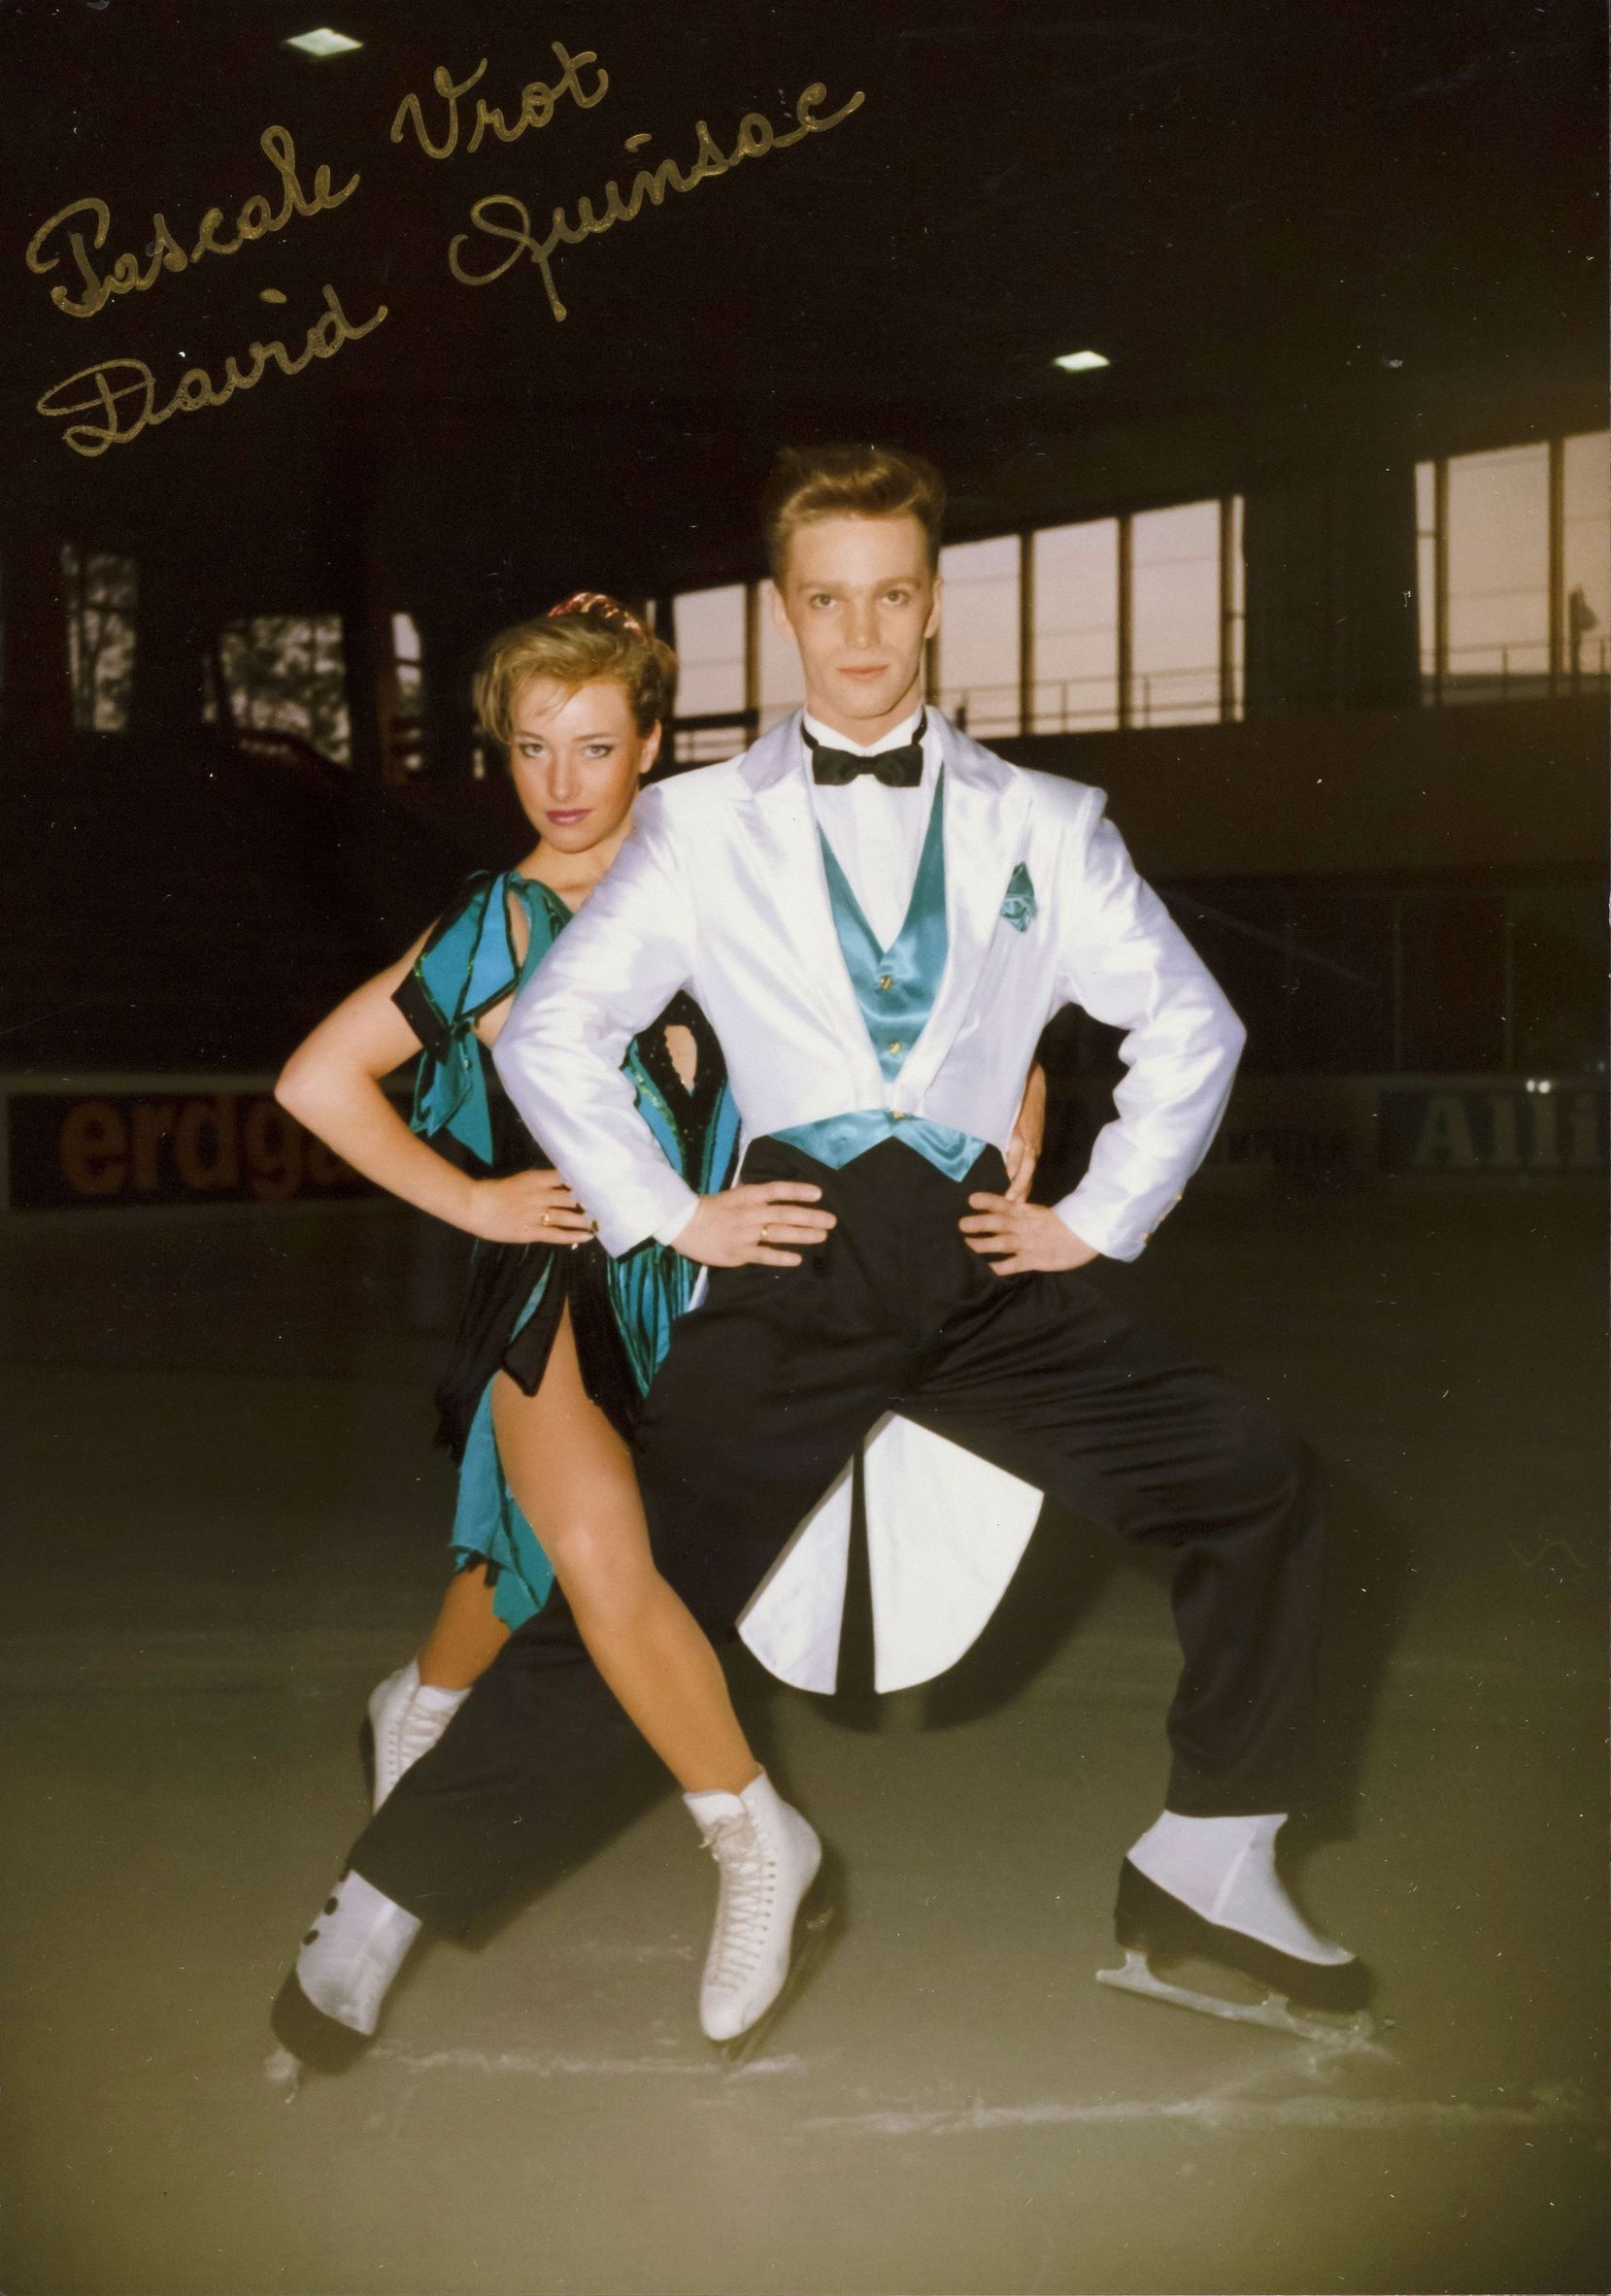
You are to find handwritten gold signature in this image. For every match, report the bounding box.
[447,80,865,320]
[25,60,866,460]
[34,285,387,458]
[24,128,357,320]
[389,44,608,159]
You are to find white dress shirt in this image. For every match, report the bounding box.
[802,704,936,948]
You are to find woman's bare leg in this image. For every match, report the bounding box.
[419,1563,509,1691]
[490,1309,759,1796]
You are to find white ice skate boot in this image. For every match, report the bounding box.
[269,1867,422,2076]
[685,1771,835,2053]
[363,1658,470,1811]
[1096,1811,1376,2045]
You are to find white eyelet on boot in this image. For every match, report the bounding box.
[366,1660,470,1811]
[685,1772,822,2044]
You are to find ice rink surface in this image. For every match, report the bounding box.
[2,1176,1605,2295]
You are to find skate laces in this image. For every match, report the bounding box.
[700,1813,780,1988]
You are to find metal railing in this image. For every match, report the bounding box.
[663,641,1607,767]
[941,666,1237,738]
[1422,635,1610,708]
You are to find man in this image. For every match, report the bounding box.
[274,447,1366,2073]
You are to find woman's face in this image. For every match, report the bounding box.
[507,676,659,852]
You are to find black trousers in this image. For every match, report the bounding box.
[354,1139,1326,1933]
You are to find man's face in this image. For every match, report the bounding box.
[770,513,942,740]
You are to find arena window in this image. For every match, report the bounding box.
[61,546,138,733]
[387,612,425,775]
[1416,430,1609,704]
[206,614,352,763]
[1030,517,1120,733]
[756,580,803,735]
[671,490,1250,758]
[934,534,1023,737]
[670,583,752,762]
[1128,499,1227,728]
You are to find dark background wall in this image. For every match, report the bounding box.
[0,0,1603,1083]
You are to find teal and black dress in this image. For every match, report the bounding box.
[392,868,740,1633]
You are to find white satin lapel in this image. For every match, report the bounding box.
[738,715,871,1049]
[898,716,1030,1100]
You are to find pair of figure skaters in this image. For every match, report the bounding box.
[271,445,1369,2076]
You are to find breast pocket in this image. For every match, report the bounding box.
[964,910,1047,1027]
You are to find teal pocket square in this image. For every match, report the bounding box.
[1000,863,1036,932]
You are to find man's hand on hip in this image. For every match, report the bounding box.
[959,1194,1099,1277]
[673,1181,836,1268]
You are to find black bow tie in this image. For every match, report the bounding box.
[806,716,926,788]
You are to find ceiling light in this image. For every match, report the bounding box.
[285,27,362,57]
[1054,349,1110,373]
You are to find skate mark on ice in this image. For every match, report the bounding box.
[371,2043,806,2080]
[800,2080,1597,2139]
[560,1939,698,1966]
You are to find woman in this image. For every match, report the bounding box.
[280,594,756,1808]
[275,595,1044,2046]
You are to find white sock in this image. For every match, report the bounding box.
[685,1786,743,1827]
[684,1769,774,1833]
[1127,1810,1353,1966]
[414,1680,471,1715]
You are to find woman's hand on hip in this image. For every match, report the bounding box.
[1004,1060,1047,1202]
[959,1194,1098,1276]
[673,1181,836,1268]
[468,1169,594,1245]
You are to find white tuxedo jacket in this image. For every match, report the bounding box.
[493,710,1245,1692]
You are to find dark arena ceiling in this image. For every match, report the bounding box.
[3,0,1605,603]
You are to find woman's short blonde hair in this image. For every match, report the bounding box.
[474,592,677,746]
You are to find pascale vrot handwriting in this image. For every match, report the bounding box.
[24,127,357,320]
[24,44,865,461]
[446,79,865,321]
[35,285,387,459]
[389,43,608,160]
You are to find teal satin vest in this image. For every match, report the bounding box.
[776,773,986,1180]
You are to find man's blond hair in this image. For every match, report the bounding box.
[761,444,946,581]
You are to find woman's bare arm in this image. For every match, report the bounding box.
[274,934,590,1245]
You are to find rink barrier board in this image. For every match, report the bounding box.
[1193,1073,1607,1179]
[0,1072,1604,1215]
[0,1075,404,1215]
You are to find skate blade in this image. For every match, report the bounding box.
[716,1856,844,2074]
[269,1969,376,2078]
[1096,1948,1382,2051]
